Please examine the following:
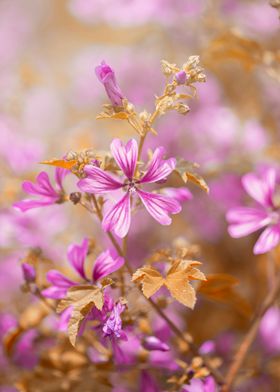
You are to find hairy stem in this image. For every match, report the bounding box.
[222,263,280,391]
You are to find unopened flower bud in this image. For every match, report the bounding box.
[142,336,170,352]
[70,192,82,205]
[66,150,77,161]
[95,61,125,106]
[197,73,206,83]
[176,103,190,115]
[185,55,200,70]
[22,263,36,283]
[175,70,187,85]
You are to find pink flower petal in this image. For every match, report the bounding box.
[22,171,58,198]
[102,192,131,238]
[226,207,269,223]
[46,270,76,288]
[137,189,181,225]
[162,187,192,202]
[55,167,68,190]
[67,238,89,280]
[41,286,68,300]
[242,168,276,208]
[13,198,56,212]
[78,165,123,194]
[254,225,280,254]
[92,250,124,281]
[140,147,176,184]
[227,207,271,238]
[110,138,138,180]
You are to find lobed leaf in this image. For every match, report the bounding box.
[57,285,104,346]
[132,260,206,309]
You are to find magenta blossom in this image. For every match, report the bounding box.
[13,168,68,212]
[226,168,280,254]
[78,139,181,238]
[42,238,124,299]
[103,302,127,340]
[95,61,125,106]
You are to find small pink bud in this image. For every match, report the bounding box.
[175,70,187,85]
[22,263,36,283]
[95,61,125,106]
[142,336,170,352]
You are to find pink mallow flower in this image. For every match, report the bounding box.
[42,238,124,299]
[95,61,125,106]
[13,168,68,212]
[78,138,181,238]
[226,168,280,254]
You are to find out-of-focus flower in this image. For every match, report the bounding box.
[13,168,68,212]
[142,336,170,352]
[182,376,217,392]
[140,370,160,392]
[13,329,39,369]
[95,61,124,106]
[78,139,181,238]
[42,238,124,299]
[68,0,204,27]
[0,313,17,338]
[259,307,280,353]
[0,115,44,174]
[226,168,280,254]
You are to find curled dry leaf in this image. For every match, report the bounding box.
[57,285,104,346]
[96,111,129,120]
[40,158,77,170]
[175,158,209,193]
[198,273,252,317]
[132,260,206,309]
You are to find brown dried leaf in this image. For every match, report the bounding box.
[132,260,206,309]
[40,158,77,170]
[206,31,262,71]
[175,158,209,192]
[57,285,104,346]
[132,266,164,298]
[198,273,252,317]
[165,260,206,308]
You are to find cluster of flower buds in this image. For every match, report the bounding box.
[156,56,206,117]
[162,56,206,85]
[66,149,99,178]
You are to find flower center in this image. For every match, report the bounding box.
[123,179,139,194]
